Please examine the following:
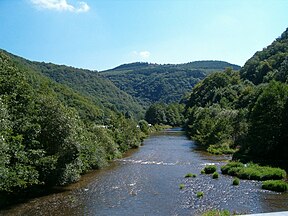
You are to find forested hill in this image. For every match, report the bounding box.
[240,28,288,84]
[1,50,144,119]
[0,49,147,197]
[184,27,288,166]
[101,61,240,106]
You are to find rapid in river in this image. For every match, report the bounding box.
[1,128,287,215]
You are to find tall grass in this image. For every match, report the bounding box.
[262,180,288,192]
[185,173,197,178]
[212,172,219,179]
[221,162,286,181]
[202,210,230,216]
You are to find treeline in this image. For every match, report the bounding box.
[0,51,146,196]
[184,28,288,166]
[145,103,185,126]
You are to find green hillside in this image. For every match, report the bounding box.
[1,51,144,119]
[0,50,145,198]
[184,28,288,167]
[240,29,288,84]
[101,61,240,106]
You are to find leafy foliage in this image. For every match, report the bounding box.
[0,50,144,194]
[102,61,240,106]
[145,103,184,126]
[184,28,288,167]
[242,81,288,159]
[240,28,288,84]
[2,51,144,119]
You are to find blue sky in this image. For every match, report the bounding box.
[0,0,288,71]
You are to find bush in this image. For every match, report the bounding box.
[201,169,205,174]
[185,173,197,178]
[204,165,217,174]
[196,191,204,198]
[262,180,288,192]
[212,172,219,179]
[232,177,240,185]
[179,184,185,189]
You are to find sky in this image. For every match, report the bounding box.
[0,0,288,71]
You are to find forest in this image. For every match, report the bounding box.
[184,28,288,167]
[101,61,240,107]
[0,50,147,198]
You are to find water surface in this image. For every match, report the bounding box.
[1,129,287,215]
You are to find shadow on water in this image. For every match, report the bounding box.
[1,128,287,216]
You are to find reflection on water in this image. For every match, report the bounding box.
[1,129,287,216]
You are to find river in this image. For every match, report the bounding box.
[1,128,287,215]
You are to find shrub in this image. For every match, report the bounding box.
[201,169,205,174]
[262,180,288,192]
[232,177,240,185]
[212,172,219,179]
[196,191,204,198]
[185,173,196,178]
[204,165,217,174]
[179,184,185,189]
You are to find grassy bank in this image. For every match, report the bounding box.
[221,161,286,181]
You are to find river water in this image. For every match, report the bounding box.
[1,129,288,216]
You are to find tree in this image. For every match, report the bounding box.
[145,103,167,125]
[245,81,288,159]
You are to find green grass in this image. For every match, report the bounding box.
[179,184,185,190]
[185,173,197,178]
[207,144,236,155]
[204,165,217,174]
[212,172,219,179]
[196,191,204,198]
[262,180,288,192]
[221,161,244,174]
[232,177,240,186]
[201,169,205,174]
[202,209,230,216]
[221,161,286,181]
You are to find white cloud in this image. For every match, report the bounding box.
[132,50,151,59]
[139,51,150,59]
[76,1,89,13]
[31,0,90,13]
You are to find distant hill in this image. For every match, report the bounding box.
[1,50,144,119]
[101,61,240,106]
